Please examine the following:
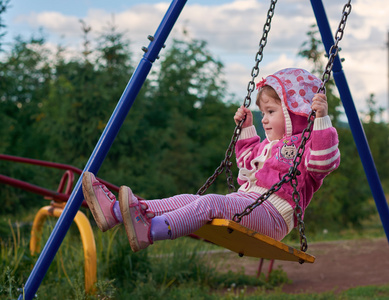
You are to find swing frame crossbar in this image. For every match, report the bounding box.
[19,1,389,299]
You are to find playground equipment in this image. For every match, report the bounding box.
[0,154,276,291]
[30,203,96,293]
[0,154,118,205]
[0,154,120,292]
[194,219,315,263]
[15,0,389,299]
[194,0,348,264]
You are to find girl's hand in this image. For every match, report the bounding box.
[312,93,328,118]
[234,106,253,128]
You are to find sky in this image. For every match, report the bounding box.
[2,0,389,121]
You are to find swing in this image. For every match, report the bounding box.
[193,0,352,264]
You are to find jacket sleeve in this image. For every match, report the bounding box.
[235,126,261,170]
[305,115,340,181]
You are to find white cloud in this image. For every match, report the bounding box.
[11,0,389,118]
[15,12,80,37]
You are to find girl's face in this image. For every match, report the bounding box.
[259,93,285,141]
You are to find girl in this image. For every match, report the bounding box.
[82,68,340,252]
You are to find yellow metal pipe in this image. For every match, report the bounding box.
[73,208,97,292]
[30,205,97,292]
[30,206,50,254]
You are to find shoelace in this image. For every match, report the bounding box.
[139,201,155,219]
[94,180,155,219]
[94,181,116,201]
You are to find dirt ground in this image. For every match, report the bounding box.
[225,237,389,294]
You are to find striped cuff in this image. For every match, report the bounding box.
[313,115,332,131]
[239,125,258,140]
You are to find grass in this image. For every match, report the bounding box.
[0,202,388,299]
[281,200,386,248]
[225,285,389,299]
[0,215,289,299]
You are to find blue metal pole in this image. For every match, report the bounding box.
[19,1,187,299]
[310,0,389,242]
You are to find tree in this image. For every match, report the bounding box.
[0,35,51,157]
[36,20,134,169]
[298,24,341,125]
[298,24,324,76]
[362,93,385,124]
[0,35,52,213]
[298,24,375,232]
[112,38,239,198]
[360,94,389,188]
[0,0,10,52]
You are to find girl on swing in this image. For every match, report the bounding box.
[82,67,340,252]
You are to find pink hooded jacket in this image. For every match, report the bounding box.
[235,68,340,231]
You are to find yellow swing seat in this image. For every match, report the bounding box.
[194,218,315,263]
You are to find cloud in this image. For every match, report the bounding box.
[15,11,80,37]
[11,0,389,116]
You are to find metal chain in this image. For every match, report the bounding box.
[233,1,352,262]
[232,114,315,238]
[196,0,351,263]
[197,0,278,196]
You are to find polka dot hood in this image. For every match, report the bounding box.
[257,68,323,137]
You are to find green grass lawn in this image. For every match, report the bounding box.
[1,202,388,299]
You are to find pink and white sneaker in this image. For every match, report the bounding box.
[119,186,153,252]
[82,172,120,232]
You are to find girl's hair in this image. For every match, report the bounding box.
[256,85,281,109]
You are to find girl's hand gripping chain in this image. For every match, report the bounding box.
[234,105,253,128]
[311,93,328,118]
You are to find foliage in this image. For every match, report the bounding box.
[0,223,284,299]
[298,24,325,76]
[234,284,389,299]
[1,218,387,299]
[113,38,237,198]
[360,94,389,188]
[0,221,34,299]
[298,24,341,125]
[297,24,381,233]
[0,0,10,52]
[1,14,386,233]
[0,9,388,299]
[305,125,374,232]
[0,24,238,215]
[0,34,54,213]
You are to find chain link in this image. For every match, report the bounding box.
[197,0,278,195]
[233,1,352,263]
[197,0,352,263]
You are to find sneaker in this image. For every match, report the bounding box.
[82,171,120,232]
[119,185,153,252]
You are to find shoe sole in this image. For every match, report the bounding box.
[82,172,109,232]
[119,186,141,252]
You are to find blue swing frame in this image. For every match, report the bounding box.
[19,1,389,299]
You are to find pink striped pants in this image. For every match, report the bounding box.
[144,192,288,241]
